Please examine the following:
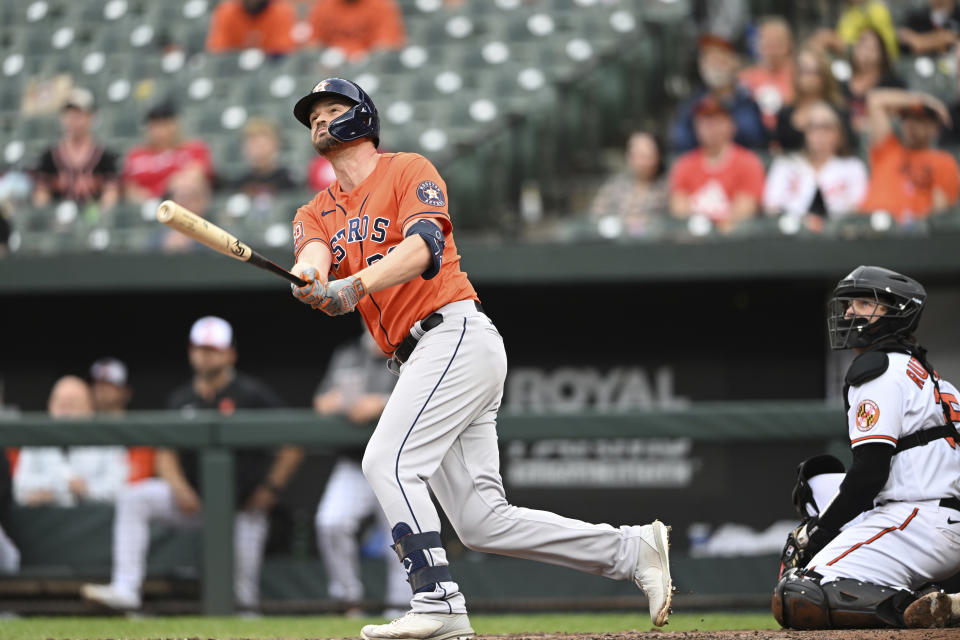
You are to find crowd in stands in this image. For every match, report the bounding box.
[0,0,408,253]
[0,0,959,250]
[592,0,960,237]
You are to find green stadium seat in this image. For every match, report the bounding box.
[105,109,143,139]
[0,81,23,112]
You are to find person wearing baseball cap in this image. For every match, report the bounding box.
[91,357,157,484]
[82,316,303,613]
[669,93,766,233]
[860,88,959,221]
[669,33,767,153]
[90,357,131,415]
[31,87,120,211]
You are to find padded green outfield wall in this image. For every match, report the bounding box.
[1,406,843,614]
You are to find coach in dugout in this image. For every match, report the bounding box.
[82,316,303,612]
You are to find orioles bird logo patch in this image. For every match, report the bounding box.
[856,400,880,431]
[417,180,446,207]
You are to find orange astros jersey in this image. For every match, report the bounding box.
[292,152,478,356]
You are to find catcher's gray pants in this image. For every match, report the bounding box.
[110,478,269,608]
[362,300,649,614]
[315,458,410,608]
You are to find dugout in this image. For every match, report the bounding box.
[2,233,960,615]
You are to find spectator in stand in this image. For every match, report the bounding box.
[160,168,213,252]
[307,0,406,60]
[669,96,766,233]
[13,376,129,507]
[842,28,906,136]
[31,88,119,212]
[811,0,899,62]
[207,0,298,55]
[90,358,153,483]
[773,47,855,152]
[898,0,960,55]
[312,329,409,617]
[670,34,767,153]
[589,131,669,237]
[230,118,298,196]
[739,16,795,131]
[860,88,958,221]
[122,103,214,204]
[763,101,868,232]
[82,316,303,612]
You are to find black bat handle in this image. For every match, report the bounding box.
[248,251,308,287]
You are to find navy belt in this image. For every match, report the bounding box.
[393,301,482,364]
[940,497,960,512]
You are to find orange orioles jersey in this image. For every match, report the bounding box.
[292,152,478,356]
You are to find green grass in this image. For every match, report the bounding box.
[0,612,779,639]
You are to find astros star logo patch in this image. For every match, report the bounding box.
[313,80,330,93]
[855,399,880,431]
[416,180,446,207]
[292,220,304,247]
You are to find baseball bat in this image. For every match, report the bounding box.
[156,200,307,287]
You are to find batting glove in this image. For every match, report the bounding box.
[316,275,367,316]
[291,267,326,308]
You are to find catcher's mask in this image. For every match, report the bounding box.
[827,266,926,351]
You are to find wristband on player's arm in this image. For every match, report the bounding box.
[817,442,894,533]
[405,219,444,280]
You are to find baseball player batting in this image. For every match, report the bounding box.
[287,78,672,640]
[773,266,960,630]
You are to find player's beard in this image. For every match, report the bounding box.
[313,131,343,155]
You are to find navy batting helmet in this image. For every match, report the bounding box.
[826,266,926,350]
[293,78,379,147]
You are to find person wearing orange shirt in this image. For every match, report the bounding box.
[307,0,405,59]
[287,78,673,640]
[860,88,958,222]
[206,0,297,55]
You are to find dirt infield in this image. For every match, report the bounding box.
[486,631,959,640]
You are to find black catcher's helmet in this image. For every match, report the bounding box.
[827,266,926,350]
[293,77,380,147]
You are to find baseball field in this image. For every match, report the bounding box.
[0,612,957,640]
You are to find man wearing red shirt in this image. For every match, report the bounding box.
[122,104,214,203]
[669,96,766,233]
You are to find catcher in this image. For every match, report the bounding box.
[773,265,960,629]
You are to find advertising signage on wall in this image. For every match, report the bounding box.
[505,367,689,411]
[500,437,839,554]
[505,438,696,487]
